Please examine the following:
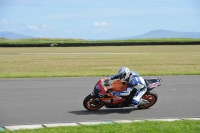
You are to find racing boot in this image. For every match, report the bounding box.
[138,99,149,106]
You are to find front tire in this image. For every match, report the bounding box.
[83,94,104,111]
[137,90,158,109]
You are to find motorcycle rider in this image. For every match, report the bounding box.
[105,67,149,106]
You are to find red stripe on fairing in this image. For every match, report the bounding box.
[149,82,160,88]
[97,79,107,95]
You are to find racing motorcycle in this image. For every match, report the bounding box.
[83,77,162,111]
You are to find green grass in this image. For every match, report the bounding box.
[0,38,200,44]
[3,120,200,133]
[0,45,200,78]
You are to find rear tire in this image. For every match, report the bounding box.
[83,94,104,111]
[137,90,158,109]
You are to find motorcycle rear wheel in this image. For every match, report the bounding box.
[83,94,104,111]
[137,90,158,109]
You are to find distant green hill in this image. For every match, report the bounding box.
[124,30,200,39]
[1,30,200,40]
[0,31,34,39]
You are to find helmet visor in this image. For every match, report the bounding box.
[119,73,126,80]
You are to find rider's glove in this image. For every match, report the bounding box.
[104,77,111,83]
[104,77,111,86]
[122,80,127,84]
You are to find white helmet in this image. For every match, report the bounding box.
[118,67,130,80]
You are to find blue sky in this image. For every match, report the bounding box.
[0,0,199,40]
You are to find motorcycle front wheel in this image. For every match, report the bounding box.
[83,94,104,111]
[137,90,158,109]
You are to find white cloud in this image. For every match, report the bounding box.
[0,19,8,25]
[26,25,39,31]
[24,24,53,31]
[93,22,111,27]
[0,19,21,26]
[41,24,53,30]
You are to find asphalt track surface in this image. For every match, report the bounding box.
[0,76,200,126]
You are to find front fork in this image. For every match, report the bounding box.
[90,92,95,96]
[90,92,103,103]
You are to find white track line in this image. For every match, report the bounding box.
[21,53,149,55]
[4,124,43,131]
[43,123,79,127]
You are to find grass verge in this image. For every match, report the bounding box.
[3,120,200,133]
[0,45,200,78]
